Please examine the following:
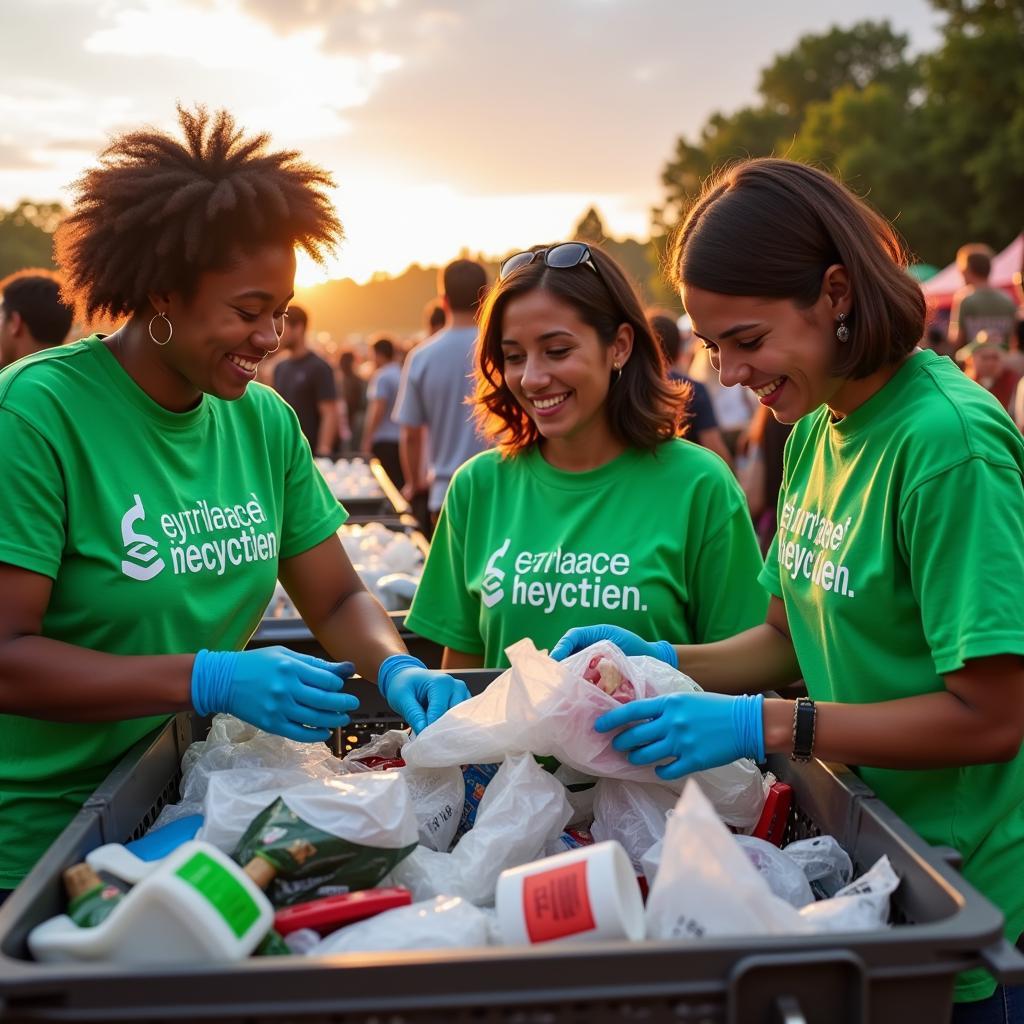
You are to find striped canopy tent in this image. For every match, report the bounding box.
[921,234,1023,309]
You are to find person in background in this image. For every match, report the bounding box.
[948,243,1018,355]
[649,311,732,466]
[406,241,766,670]
[273,305,338,457]
[394,258,490,524]
[687,326,758,456]
[336,348,367,455]
[0,269,74,369]
[0,106,469,901]
[361,335,404,488]
[964,336,1020,413]
[551,158,1024,1019]
[423,298,446,338]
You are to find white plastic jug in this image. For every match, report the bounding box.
[29,841,273,964]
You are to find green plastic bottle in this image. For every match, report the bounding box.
[63,864,127,929]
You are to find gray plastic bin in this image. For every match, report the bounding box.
[1,669,1022,1023]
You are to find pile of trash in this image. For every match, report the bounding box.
[314,457,385,501]
[28,640,899,966]
[264,522,424,619]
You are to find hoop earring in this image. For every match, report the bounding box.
[611,362,622,385]
[835,312,850,344]
[148,312,173,347]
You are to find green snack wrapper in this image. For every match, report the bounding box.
[232,797,417,908]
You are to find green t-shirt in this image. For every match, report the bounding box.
[953,285,1018,346]
[0,337,346,887]
[407,440,767,669]
[760,349,1024,1002]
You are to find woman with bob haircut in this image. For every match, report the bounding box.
[0,106,468,897]
[405,241,766,670]
[551,159,1024,1017]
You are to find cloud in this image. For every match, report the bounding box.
[0,143,44,171]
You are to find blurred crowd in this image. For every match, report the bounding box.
[2,240,1023,551]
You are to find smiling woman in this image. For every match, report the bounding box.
[0,105,471,899]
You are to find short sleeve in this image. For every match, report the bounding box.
[688,476,768,641]
[404,476,484,654]
[314,361,336,402]
[394,355,428,427]
[0,409,67,577]
[900,457,1024,675]
[278,407,347,559]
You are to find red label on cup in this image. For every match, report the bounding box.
[522,860,596,943]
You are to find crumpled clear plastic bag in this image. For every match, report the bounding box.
[646,781,898,940]
[196,767,419,855]
[337,730,409,772]
[387,752,572,906]
[402,639,767,827]
[400,765,465,852]
[734,835,814,908]
[309,895,490,956]
[646,780,811,939]
[783,835,854,899]
[797,856,899,932]
[152,715,344,829]
[590,779,677,872]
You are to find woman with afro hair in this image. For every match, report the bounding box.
[0,106,469,896]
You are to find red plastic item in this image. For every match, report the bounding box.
[273,887,413,935]
[751,781,794,847]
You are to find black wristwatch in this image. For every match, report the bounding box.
[791,697,817,762]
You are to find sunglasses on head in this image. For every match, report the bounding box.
[499,242,606,286]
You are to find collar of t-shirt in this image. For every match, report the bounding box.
[521,444,646,492]
[88,335,210,433]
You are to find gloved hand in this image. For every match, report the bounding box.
[377,654,471,733]
[549,625,677,667]
[594,692,764,780]
[192,646,358,744]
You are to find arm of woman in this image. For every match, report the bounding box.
[762,654,1024,769]
[0,563,193,720]
[277,534,406,683]
[442,648,486,671]
[673,595,802,695]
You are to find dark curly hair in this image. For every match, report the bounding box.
[473,244,686,455]
[55,105,342,322]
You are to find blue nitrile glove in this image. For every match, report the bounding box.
[377,654,472,734]
[191,646,358,743]
[594,692,765,781]
[549,625,677,667]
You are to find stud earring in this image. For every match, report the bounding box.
[836,312,850,343]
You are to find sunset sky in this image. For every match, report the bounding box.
[1,0,940,284]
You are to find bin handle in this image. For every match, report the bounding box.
[774,996,809,1024]
[979,937,1024,985]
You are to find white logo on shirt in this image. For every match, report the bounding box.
[481,538,511,607]
[120,494,166,581]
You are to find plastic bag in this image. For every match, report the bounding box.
[400,766,465,852]
[403,639,767,827]
[337,730,409,773]
[388,753,572,906]
[309,896,490,956]
[797,856,899,932]
[197,768,418,857]
[734,835,814,908]
[783,836,853,899]
[152,716,344,829]
[591,779,676,872]
[645,781,811,940]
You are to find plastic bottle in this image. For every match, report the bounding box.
[63,864,127,928]
[28,841,274,965]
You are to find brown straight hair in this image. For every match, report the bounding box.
[668,159,925,380]
[474,244,685,455]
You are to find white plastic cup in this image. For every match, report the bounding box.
[495,840,644,945]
